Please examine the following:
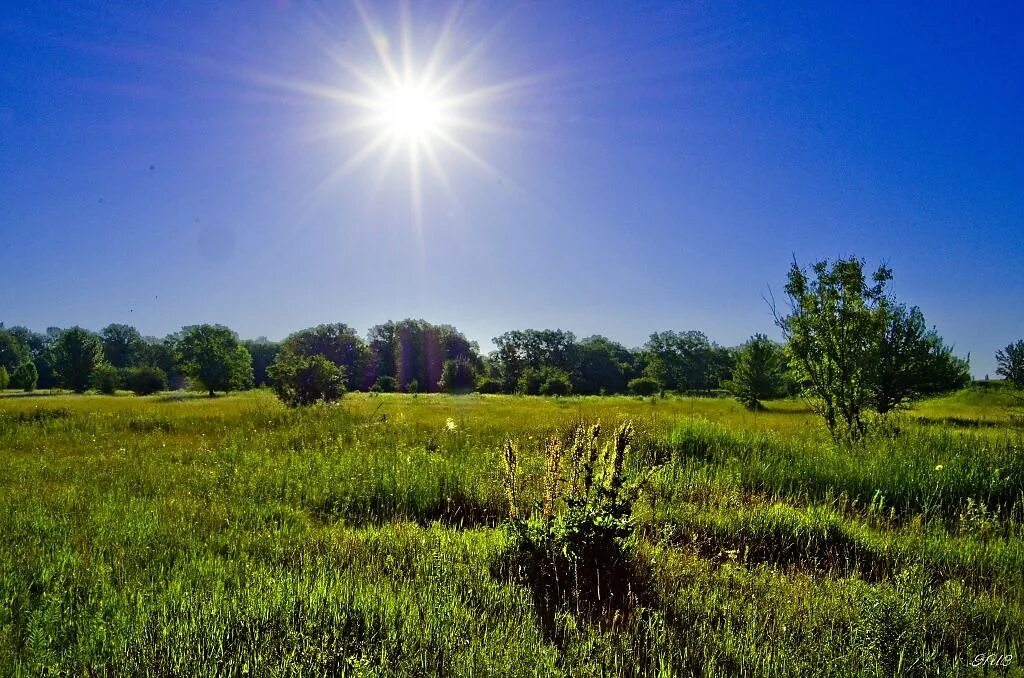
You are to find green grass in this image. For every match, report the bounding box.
[1,389,1022,675]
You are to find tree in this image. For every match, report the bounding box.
[725,334,786,410]
[628,376,660,396]
[91,364,121,394]
[774,257,891,442]
[279,323,367,391]
[574,336,635,395]
[176,324,253,397]
[643,330,729,392]
[996,340,1024,388]
[100,324,144,368]
[51,327,104,393]
[869,304,970,413]
[139,336,184,389]
[439,359,476,393]
[370,375,397,393]
[539,371,572,396]
[0,366,8,390]
[268,353,345,406]
[11,362,38,392]
[243,338,281,387]
[0,329,29,374]
[124,366,167,395]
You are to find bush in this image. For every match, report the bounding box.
[124,366,167,395]
[10,362,37,392]
[370,375,397,393]
[539,372,571,396]
[0,366,8,390]
[406,379,419,394]
[498,423,662,626]
[518,368,543,395]
[268,353,346,407]
[91,364,121,394]
[628,376,660,396]
[476,377,504,394]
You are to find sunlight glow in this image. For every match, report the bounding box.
[377,81,443,142]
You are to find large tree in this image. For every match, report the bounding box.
[774,257,890,441]
[176,325,253,397]
[643,330,730,392]
[574,335,636,395]
[100,323,144,368]
[996,340,1024,388]
[278,323,367,391]
[51,327,104,393]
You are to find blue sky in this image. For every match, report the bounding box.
[1,2,1021,376]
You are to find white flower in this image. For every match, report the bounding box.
[445,417,458,432]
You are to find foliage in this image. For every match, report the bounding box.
[100,323,144,368]
[725,334,786,410]
[439,359,476,393]
[643,330,733,392]
[51,326,104,393]
[91,363,121,394]
[11,361,38,392]
[268,353,346,406]
[995,340,1024,388]
[777,258,971,441]
[176,324,253,397]
[628,376,660,396]
[476,377,503,394]
[492,329,579,394]
[499,423,660,626]
[279,323,368,392]
[539,371,571,396]
[776,258,893,441]
[869,303,970,414]
[0,366,7,390]
[0,329,30,374]
[243,338,281,387]
[370,375,397,393]
[123,366,167,395]
[573,336,636,395]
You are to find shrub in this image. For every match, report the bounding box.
[539,372,571,396]
[124,366,167,395]
[268,353,346,407]
[518,368,543,395]
[628,376,660,396]
[91,364,121,394]
[406,379,419,394]
[498,423,662,626]
[370,375,397,393]
[476,377,503,394]
[10,362,37,392]
[0,366,8,390]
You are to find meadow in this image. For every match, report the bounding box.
[0,388,1022,676]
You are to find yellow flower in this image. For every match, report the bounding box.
[445,417,458,432]
[935,464,944,471]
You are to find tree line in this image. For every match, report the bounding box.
[2,257,1021,441]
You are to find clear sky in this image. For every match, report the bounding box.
[1,2,1021,376]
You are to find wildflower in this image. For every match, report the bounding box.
[935,464,944,471]
[445,417,458,432]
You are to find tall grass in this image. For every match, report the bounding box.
[0,390,1021,675]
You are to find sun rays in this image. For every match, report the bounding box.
[267,1,538,236]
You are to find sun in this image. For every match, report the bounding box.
[259,2,541,239]
[376,81,444,143]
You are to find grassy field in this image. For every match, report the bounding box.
[1,388,1022,676]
